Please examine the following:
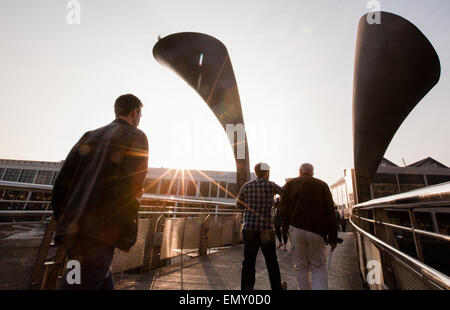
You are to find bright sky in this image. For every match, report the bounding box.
[1,0,449,186]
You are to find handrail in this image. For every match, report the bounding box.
[0,200,51,204]
[350,217,450,290]
[0,181,238,208]
[0,211,53,216]
[352,215,450,242]
[0,221,44,225]
[355,200,450,210]
[0,181,53,192]
[141,193,236,207]
[139,211,240,216]
[0,210,240,217]
[140,205,235,211]
[354,181,450,209]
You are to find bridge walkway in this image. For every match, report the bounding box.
[114,232,364,290]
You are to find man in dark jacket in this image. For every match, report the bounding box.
[280,163,337,290]
[52,94,149,289]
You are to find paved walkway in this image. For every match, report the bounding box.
[114,232,364,290]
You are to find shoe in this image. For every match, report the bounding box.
[282,245,287,251]
[281,281,288,290]
[277,243,283,250]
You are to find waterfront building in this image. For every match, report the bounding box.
[330,157,450,218]
[0,159,255,211]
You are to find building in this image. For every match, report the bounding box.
[0,159,255,210]
[331,157,450,218]
[143,167,254,202]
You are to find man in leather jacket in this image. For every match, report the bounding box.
[52,94,149,290]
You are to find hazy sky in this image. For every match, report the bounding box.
[1,0,449,186]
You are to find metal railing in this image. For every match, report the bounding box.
[0,181,244,290]
[350,182,450,290]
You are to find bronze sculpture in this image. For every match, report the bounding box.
[352,11,441,203]
[153,32,250,196]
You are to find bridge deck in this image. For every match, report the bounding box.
[114,232,364,290]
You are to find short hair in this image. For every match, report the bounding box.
[114,94,143,117]
[255,162,270,178]
[300,163,314,175]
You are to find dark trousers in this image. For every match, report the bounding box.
[241,230,282,290]
[58,236,115,290]
[274,225,288,244]
[341,220,347,232]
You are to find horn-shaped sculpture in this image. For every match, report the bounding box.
[353,12,440,203]
[153,32,250,195]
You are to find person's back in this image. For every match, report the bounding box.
[281,175,336,242]
[238,163,284,290]
[240,178,281,231]
[53,118,148,249]
[52,94,148,290]
[280,163,337,290]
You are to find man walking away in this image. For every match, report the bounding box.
[335,206,342,232]
[341,210,347,232]
[237,163,285,290]
[52,94,149,290]
[274,198,289,251]
[280,163,337,290]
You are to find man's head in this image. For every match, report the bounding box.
[255,162,270,180]
[299,163,314,177]
[114,94,143,127]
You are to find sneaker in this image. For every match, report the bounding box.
[281,281,288,290]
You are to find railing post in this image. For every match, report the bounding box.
[199,214,210,256]
[28,217,57,290]
[41,245,67,290]
[408,209,424,262]
[142,214,157,272]
[430,211,439,234]
[373,208,398,248]
[180,217,186,271]
[232,214,241,246]
[372,208,397,289]
[148,213,165,270]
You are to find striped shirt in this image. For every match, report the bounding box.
[236,178,283,231]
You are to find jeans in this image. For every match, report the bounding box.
[289,226,328,290]
[58,236,115,290]
[241,230,282,290]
